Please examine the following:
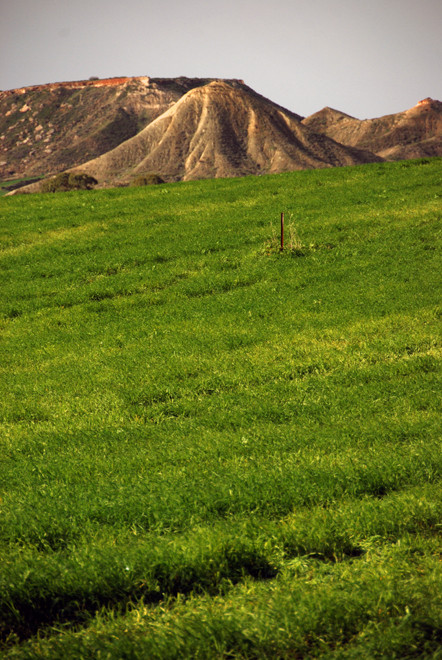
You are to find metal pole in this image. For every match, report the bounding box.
[280,212,284,252]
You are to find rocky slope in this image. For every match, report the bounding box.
[0,76,244,180]
[33,80,380,189]
[302,98,442,160]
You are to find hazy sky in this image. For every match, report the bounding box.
[2,0,441,119]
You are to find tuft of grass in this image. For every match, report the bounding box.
[263,213,307,256]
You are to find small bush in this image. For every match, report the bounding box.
[69,174,98,190]
[131,174,165,187]
[41,173,98,193]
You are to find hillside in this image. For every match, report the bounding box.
[0,75,245,181]
[17,81,382,192]
[302,97,442,160]
[1,160,441,657]
[3,75,440,193]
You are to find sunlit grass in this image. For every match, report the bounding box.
[0,159,441,657]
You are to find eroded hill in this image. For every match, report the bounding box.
[6,76,439,193]
[0,76,245,181]
[16,80,382,192]
[302,98,442,160]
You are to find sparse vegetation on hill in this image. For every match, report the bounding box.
[130,173,165,186]
[0,159,440,657]
[40,172,98,192]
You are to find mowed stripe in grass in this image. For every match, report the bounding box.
[0,159,441,656]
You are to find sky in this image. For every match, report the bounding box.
[1,0,441,119]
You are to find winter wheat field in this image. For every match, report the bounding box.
[0,159,441,658]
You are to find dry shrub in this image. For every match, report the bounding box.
[131,174,165,187]
[41,173,98,193]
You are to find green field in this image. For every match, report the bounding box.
[0,159,441,658]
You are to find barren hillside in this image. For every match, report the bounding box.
[52,81,380,188]
[302,98,442,160]
[0,76,244,180]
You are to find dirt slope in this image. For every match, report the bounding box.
[0,76,244,180]
[302,98,442,160]
[47,81,379,187]
[300,107,357,134]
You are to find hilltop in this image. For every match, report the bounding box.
[0,76,245,181]
[5,78,381,193]
[302,98,442,160]
[2,75,440,193]
[64,81,381,186]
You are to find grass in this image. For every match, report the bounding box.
[0,177,44,197]
[0,158,441,657]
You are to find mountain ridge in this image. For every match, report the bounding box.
[12,80,382,192]
[302,98,442,160]
[2,76,440,193]
[0,76,247,181]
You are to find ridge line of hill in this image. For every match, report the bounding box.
[1,76,440,192]
[10,80,383,193]
[302,97,442,160]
